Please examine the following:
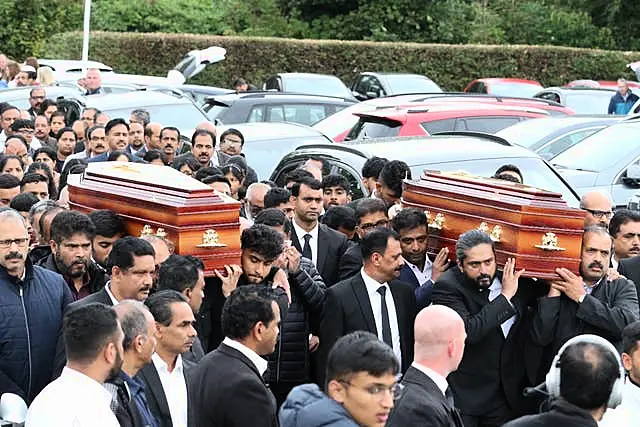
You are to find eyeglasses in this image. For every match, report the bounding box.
[30,96,45,100]
[0,238,29,248]
[222,138,242,145]
[338,380,404,400]
[359,219,389,231]
[584,209,613,219]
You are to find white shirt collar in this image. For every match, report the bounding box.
[611,256,619,270]
[152,352,183,374]
[361,267,387,295]
[104,282,120,306]
[222,337,268,376]
[292,218,319,242]
[411,362,449,395]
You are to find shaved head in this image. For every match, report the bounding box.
[196,121,216,136]
[580,190,613,228]
[414,305,466,375]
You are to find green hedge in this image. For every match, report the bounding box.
[41,31,640,91]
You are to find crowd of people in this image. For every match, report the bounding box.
[0,64,639,427]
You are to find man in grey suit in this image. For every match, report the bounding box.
[387,305,466,427]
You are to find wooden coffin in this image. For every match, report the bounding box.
[402,171,585,279]
[67,162,241,276]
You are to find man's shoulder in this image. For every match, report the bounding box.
[319,223,347,242]
[620,256,640,269]
[31,264,65,285]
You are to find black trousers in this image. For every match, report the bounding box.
[461,399,513,427]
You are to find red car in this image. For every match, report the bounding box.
[344,103,549,141]
[566,79,640,90]
[464,78,543,98]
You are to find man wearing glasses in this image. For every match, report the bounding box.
[0,209,72,404]
[27,88,46,119]
[580,190,614,228]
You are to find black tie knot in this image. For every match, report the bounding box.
[377,285,387,296]
[303,234,312,242]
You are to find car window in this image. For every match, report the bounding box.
[455,117,523,133]
[285,104,329,125]
[282,76,352,99]
[488,83,542,98]
[355,76,373,94]
[563,92,612,114]
[537,128,601,160]
[248,106,265,122]
[421,119,457,134]
[273,158,365,199]
[383,75,442,94]
[104,104,206,130]
[346,119,402,140]
[265,77,279,90]
[536,92,561,104]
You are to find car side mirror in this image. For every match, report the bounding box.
[623,164,640,187]
[365,91,379,99]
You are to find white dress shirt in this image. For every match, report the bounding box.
[488,276,516,337]
[405,258,434,286]
[411,362,449,396]
[152,353,188,427]
[361,268,402,368]
[26,367,119,427]
[292,219,319,266]
[104,282,120,306]
[611,256,619,270]
[600,378,640,427]
[222,337,268,375]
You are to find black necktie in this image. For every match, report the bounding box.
[445,387,455,407]
[377,286,393,347]
[302,234,312,260]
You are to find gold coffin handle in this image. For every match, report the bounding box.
[428,213,445,230]
[534,232,566,251]
[478,222,502,243]
[196,228,227,249]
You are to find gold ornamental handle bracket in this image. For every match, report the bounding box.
[534,232,566,251]
[428,213,445,230]
[196,229,227,249]
[139,225,169,239]
[478,222,502,243]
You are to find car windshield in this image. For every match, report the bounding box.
[284,76,351,99]
[563,92,612,114]
[496,119,585,149]
[551,122,640,172]
[346,119,402,140]
[416,157,579,207]
[204,104,230,122]
[489,82,541,98]
[384,75,442,94]
[104,103,207,130]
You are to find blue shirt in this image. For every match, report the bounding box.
[121,371,159,427]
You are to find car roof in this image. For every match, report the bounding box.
[38,59,113,73]
[362,72,433,78]
[476,78,542,85]
[81,91,193,110]
[207,91,356,104]
[538,87,617,93]
[275,73,342,80]
[354,103,548,119]
[217,122,331,141]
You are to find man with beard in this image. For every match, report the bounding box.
[54,127,77,172]
[88,209,126,272]
[88,119,130,163]
[38,210,108,301]
[127,120,145,156]
[531,226,639,359]
[159,126,180,164]
[0,209,72,404]
[432,229,543,427]
[322,174,351,211]
[28,87,45,119]
[243,182,270,222]
[26,303,123,426]
[376,160,412,211]
[140,291,197,427]
[319,228,417,386]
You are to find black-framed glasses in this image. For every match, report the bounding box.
[359,219,389,231]
[0,238,29,249]
[338,380,404,400]
[584,208,613,219]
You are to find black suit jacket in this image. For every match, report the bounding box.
[137,358,196,427]
[68,287,113,307]
[337,242,362,281]
[618,256,640,306]
[318,272,417,385]
[188,343,278,427]
[387,366,464,427]
[431,268,542,417]
[291,223,349,287]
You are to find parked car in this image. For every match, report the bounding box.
[550,116,640,207]
[344,103,549,141]
[496,115,623,160]
[38,59,114,80]
[464,78,543,98]
[350,72,442,101]
[270,134,580,206]
[534,87,615,114]
[263,73,356,101]
[0,85,85,110]
[203,92,356,125]
[215,122,333,180]
[566,80,640,90]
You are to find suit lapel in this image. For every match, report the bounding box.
[290,227,302,253]
[389,281,407,343]
[351,274,377,334]
[316,225,329,273]
[140,363,172,421]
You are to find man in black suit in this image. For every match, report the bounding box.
[189,285,282,427]
[319,228,417,385]
[432,230,541,427]
[387,305,466,427]
[139,290,197,427]
[609,209,640,270]
[289,177,349,287]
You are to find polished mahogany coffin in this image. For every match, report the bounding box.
[67,162,241,276]
[402,171,585,279]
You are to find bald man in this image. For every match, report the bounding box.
[581,190,614,228]
[387,305,466,427]
[138,122,163,157]
[243,182,270,222]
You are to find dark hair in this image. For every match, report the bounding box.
[360,227,400,260]
[184,254,205,271]
[493,164,523,183]
[378,160,411,198]
[33,146,57,163]
[253,208,292,235]
[119,302,150,351]
[130,109,150,127]
[172,153,201,173]
[194,166,224,182]
[88,210,126,238]
[354,198,387,225]
[157,255,200,293]
[10,118,34,132]
[240,224,284,262]
[322,205,356,232]
[86,124,105,141]
[362,156,388,180]
[221,285,278,340]
[456,229,494,264]
[191,129,215,146]
[326,331,399,389]
[63,303,119,364]
[494,174,521,184]
[284,168,314,186]
[160,126,180,140]
[623,321,640,355]
[559,341,621,410]
[142,149,168,165]
[38,99,57,116]
[392,207,428,233]
[50,210,96,244]
[26,162,58,200]
[221,164,245,183]
[50,110,66,123]
[105,118,129,135]
[107,150,133,162]
[144,290,189,327]
[56,126,76,142]
[232,78,247,88]
[106,236,155,272]
[0,155,24,174]
[220,128,244,146]
[201,174,231,187]
[290,177,323,197]
[20,172,48,190]
[264,187,291,209]
[9,192,38,213]
[5,134,28,149]
[609,209,640,237]
[0,173,20,189]
[322,174,350,193]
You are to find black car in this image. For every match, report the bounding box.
[270,134,579,206]
[203,92,356,126]
[350,72,442,101]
